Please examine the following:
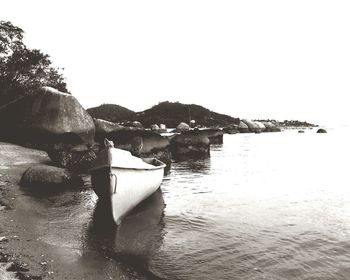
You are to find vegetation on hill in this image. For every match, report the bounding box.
[87,104,135,123]
[134,101,239,127]
[87,101,239,128]
[256,119,317,127]
[0,21,67,106]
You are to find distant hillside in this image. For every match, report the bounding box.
[87,104,135,123]
[134,101,239,127]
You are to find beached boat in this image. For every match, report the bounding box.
[90,140,166,225]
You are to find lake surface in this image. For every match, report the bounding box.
[23,127,350,279]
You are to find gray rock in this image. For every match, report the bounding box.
[176,122,190,132]
[261,121,281,132]
[317,128,327,133]
[150,124,160,131]
[171,131,210,160]
[0,86,95,145]
[20,165,83,190]
[242,119,260,133]
[238,121,249,133]
[254,121,266,132]
[194,129,224,144]
[93,118,124,141]
[223,124,238,134]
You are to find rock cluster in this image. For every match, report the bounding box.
[0,86,309,194]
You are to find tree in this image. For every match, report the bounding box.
[0,20,68,105]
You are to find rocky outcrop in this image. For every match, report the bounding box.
[106,130,172,171]
[261,121,281,132]
[317,128,327,133]
[223,124,238,134]
[170,131,210,160]
[194,129,224,144]
[176,122,190,132]
[241,119,259,133]
[254,121,266,133]
[93,118,123,141]
[46,143,98,172]
[20,165,83,190]
[0,87,95,145]
[238,121,249,133]
[150,124,160,131]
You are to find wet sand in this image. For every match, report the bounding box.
[0,142,120,279]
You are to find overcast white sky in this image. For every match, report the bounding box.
[1,0,350,125]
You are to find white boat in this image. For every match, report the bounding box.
[90,140,166,225]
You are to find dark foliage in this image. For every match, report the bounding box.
[0,20,67,106]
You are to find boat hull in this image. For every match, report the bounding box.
[91,156,165,225]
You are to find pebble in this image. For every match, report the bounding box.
[0,236,8,242]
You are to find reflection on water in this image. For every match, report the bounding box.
[83,189,166,279]
[154,129,350,280]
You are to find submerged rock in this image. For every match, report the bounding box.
[298,130,305,133]
[0,86,95,145]
[20,165,83,190]
[171,131,210,160]
[317,128,327,133]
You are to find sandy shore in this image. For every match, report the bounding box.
[0,142,133,280]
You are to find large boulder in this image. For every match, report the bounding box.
[238,121,249,133]
[106,130,172,171]
[93,118,124,141]
[150,124,160,131]
[129,121,144,129]
[317,128,327,133]
[0,87,95,145]
[171,131,210,160]
[194,129,224,144]
[261,121,281,132]
[254,121,266,133]
[176,122,190,132]
[241,119,259,133]
[223,124,238,134]
[20,165,83,190]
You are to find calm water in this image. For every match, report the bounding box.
[22,128,350,279]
